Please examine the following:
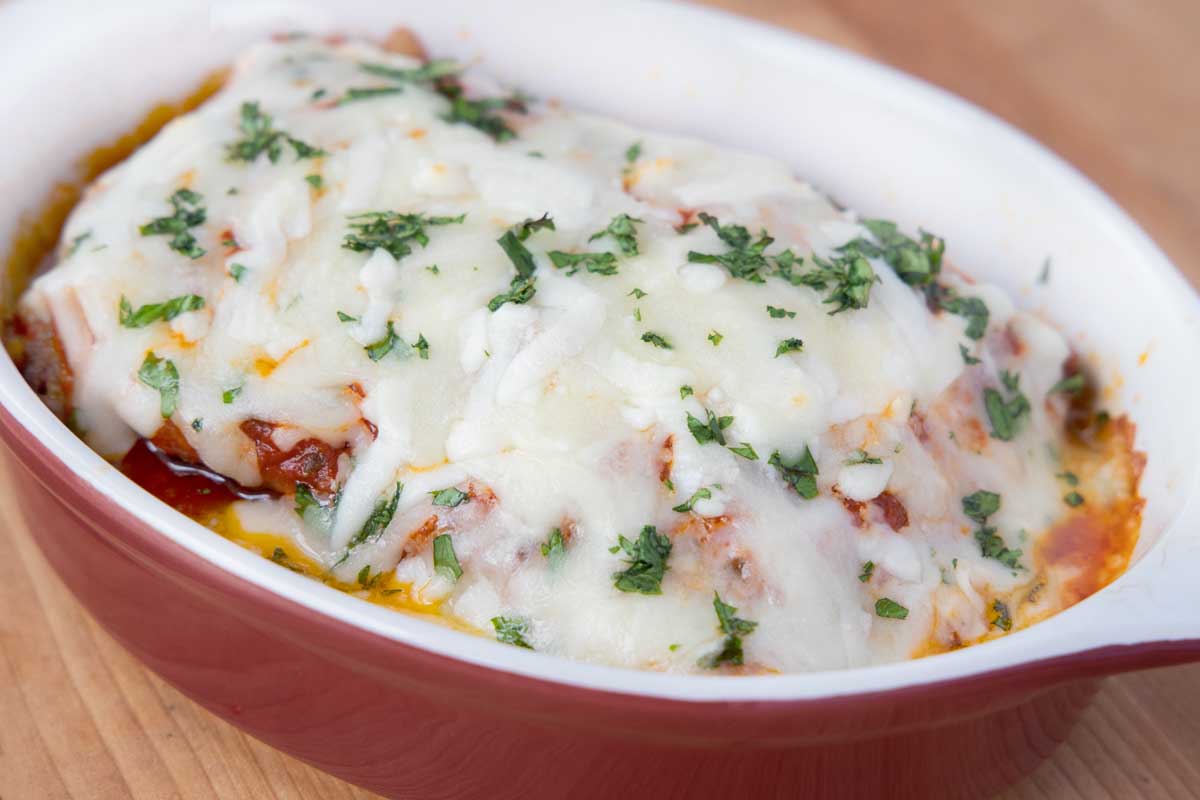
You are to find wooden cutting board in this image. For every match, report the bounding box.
[1,1,1198,798]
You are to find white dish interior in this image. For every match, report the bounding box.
[0,0,1197,701]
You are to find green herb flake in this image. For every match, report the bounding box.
[727,442,759,461]
[641,331,673,350]
[766,305,796,319]
[414,333,430,360]
[222,385,242,405]
[430,487,470,508]
[491,615,534,649]
[983,374,1030,441]
[336,310,358,323]
[1049,373,1085,395]
[541,527,566,565]
[432,534,463,582]
[628,287,647,299]
[707,330,724,347]
[845,449,883,466]
[875,597,909,620]
[1057,471,1080,486]
[858,561,875,583]
[774,337,804,357]
[699,592,758,669]
[1064,491,1085,507]
[438,83,526,142]
[687,408,733,446]
[589,213,643,256]
[137,352,180,418]
[975,526,1023,570]
[344,483,403,553]
[488,215,552,312]
[426,264,440,275]
[356,564,384,590]
[229,263,248,282]
[769,447,819,499]
[991,599,1013,631]
[304,174,323,189]
[679,385,694,399]
[687,212,775,283]
[343,211,465,261]
[226,101,325,163]
[960,343,981,365]
[191,417,203,432]
[611,525,672,595]
[66,231,93,258]
[139,188,207,259]
[364,321,405,361]
[119,294,205,328]
[849,219,945,288]
[940,294,990,340]
[672,487,712,514]
[624,141,642,165]
[962,490,1001,524]
[548,250,618,276]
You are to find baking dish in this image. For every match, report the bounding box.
[1,1,1197,797]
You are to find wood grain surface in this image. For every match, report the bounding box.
[2,2,1198,798]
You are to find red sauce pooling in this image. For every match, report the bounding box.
[239,419,343,495]
[119,439,236,517]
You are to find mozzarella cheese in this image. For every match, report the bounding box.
[17,36,1141,674]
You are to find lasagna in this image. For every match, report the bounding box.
[8,33,1143,674]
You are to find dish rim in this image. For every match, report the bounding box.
[1,0,1199,704]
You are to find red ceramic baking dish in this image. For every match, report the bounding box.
[1,2,1198,798]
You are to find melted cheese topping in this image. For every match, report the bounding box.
[17,37,1141,674]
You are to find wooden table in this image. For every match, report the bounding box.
[2,2,1198,798]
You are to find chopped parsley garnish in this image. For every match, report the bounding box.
[119,294,204,328]
[774,337,804,357]
[356,565,384,590]
[1049,373,1085,395]
[426,264,440,275]
[624,141,642,165]
[940,294,990,340]
[221,385,242,405]
[548,250,618,276]
[431,72,527,141]
[589,213,642,256]
[1057,471,1079,486]
[848,219,944,288]
[991,599,1013,631]
[337,310,358,323]
[360,59,460,84]
[628,287,647,299]
[491,616,534,649]
[414,333,430,360]
[699,592,758,669]
[66,231,92,258]
[793,251,878,314]
[975,526,1023,570]
[687,408,733,446]
[769,447,819,499]
[983,372,1030,441]
[294,482,337,534]
[229,263,248,282]
[432,534,463,582]
[1064,491,1085,507]
[960,343,981,365]
[304,174,323,189]
[342,211,465,261]
[672,487,712,514]
[430,487,470,507]
[858,561,875,582]
[707,330,724,347]
[137,352,179,418]
[611,525,672,594]
[962,490,1001,524]
[489,215,552,312]
[344,483,403,552]
[139,188,207,259]
[845,449,882,466]
[364,321,405,361]
[875,597,909,620]
[191,418,203,432]
[687,212,775,283]
[728,442,759,460]
[766,305,796,319]
[226,101,325,163]
[541,528,566,565]
[679,385,694,400]
[642,331,673,350]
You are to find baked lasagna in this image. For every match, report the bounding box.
[8,33,1143,673]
